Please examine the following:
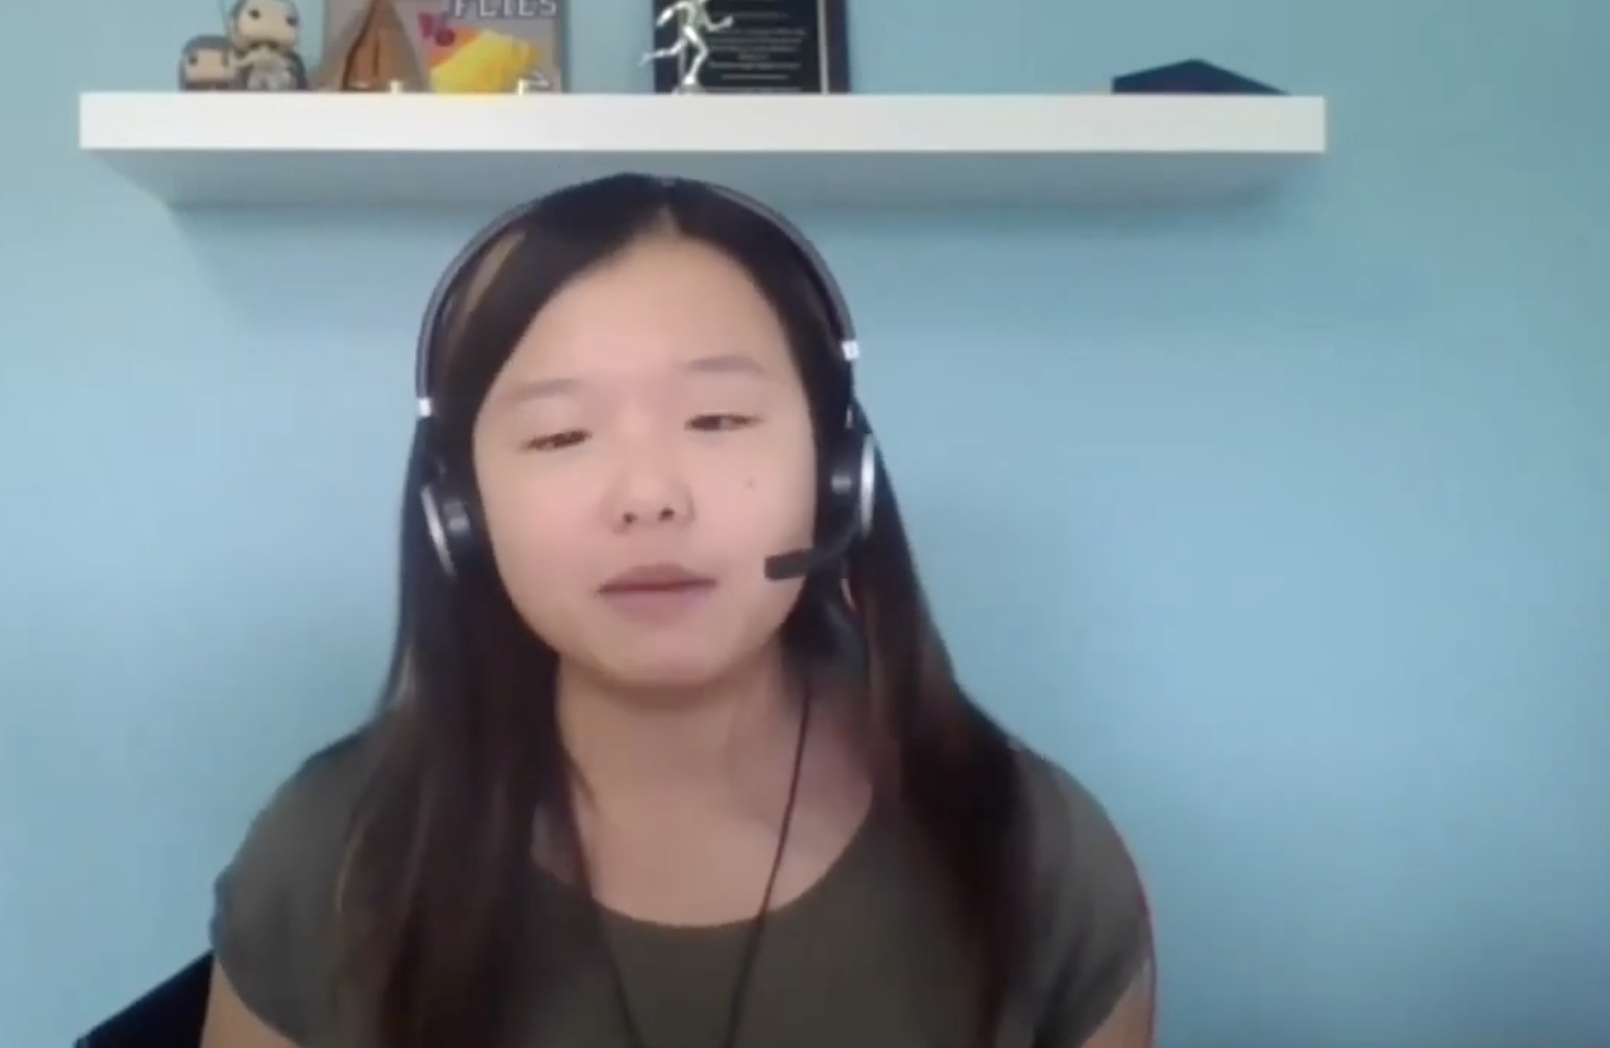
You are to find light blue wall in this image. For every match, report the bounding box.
[2,0,1606,1044]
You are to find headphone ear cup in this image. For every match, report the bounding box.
[852,430,877,538]
[824,428,876,546]
[419,471,482,580]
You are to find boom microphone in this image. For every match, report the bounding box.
[764,429,877,581]
[763,511,862,581]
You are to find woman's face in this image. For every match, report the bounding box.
[471,234,818,690]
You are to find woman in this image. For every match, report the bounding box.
[199,174,1154,1048]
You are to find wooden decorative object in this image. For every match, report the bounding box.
[317,0,424,90]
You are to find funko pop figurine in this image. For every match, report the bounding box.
[227,0,309,90]
[178,34,242,89]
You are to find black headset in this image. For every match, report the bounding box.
[412,176,878,585]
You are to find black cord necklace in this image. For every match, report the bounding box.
[595,689,813,1048]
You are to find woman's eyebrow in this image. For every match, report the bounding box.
[497,376,582,407]
[682,353,773,380]
[496,353,773,408]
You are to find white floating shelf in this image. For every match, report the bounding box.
[79,92,1326,210]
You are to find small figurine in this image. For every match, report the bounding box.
[640,0,733,93]
[227,0,310,90]
[178,34,242,90]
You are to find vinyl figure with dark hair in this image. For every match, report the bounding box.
[177,34,240,89]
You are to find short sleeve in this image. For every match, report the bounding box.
[209,734,369,1044]
[1016,751,1152,1048]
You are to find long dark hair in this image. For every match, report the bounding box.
[334,175,1032,1048]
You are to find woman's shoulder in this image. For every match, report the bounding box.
[1009,743,1152,1045]
[1012,744,1139,890]
[222,729,376,888]
[208,729,377,1042]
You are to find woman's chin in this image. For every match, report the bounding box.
[571,635,781,702]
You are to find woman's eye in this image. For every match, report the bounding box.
[523,430,588,451]
[688,414,756,432]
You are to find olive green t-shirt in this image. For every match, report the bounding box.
[210,734,1148,1048]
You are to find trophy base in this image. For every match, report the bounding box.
[673,82,706,94]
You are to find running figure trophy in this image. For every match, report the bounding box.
[641,0,733,93]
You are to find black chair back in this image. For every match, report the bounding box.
[76,953,212,1048]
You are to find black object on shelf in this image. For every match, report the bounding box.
[1113,59,1285,95]
[75,953,212,1047]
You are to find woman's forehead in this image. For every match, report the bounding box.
[500,237,792,381]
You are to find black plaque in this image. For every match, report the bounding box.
[650,0,848,94]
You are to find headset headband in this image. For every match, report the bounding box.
[412,177,860,421]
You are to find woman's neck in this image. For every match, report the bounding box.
[555,646,804,812]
